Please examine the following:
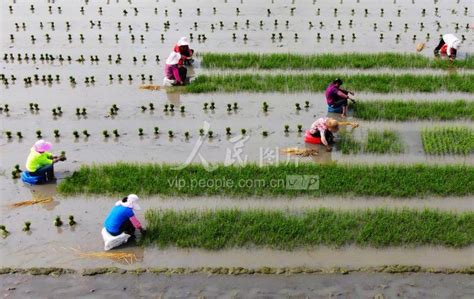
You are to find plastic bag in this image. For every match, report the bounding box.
[101,227,130,251]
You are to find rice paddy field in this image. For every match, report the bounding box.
[1,0,473,296]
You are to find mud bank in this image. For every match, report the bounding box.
[1,271,473,298]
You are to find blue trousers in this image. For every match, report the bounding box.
[29,164,54,183]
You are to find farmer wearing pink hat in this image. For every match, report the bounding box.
[173,36,194,65]
[24,140,62,183]
[104,194,146,238]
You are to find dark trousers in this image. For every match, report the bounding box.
[331,98,348,109]
[178,67,187,82]
[434,38,445,55]
[29,164,54,183]
[311,130,335,144]
[110,219,135,236]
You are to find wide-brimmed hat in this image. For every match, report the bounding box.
[116,194,141,210]
[166,51,181,65]
[34,140,52,153]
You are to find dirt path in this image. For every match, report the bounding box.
[1,272,473,298]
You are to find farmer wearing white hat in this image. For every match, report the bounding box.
[164,51,187,85]
[434,33,461,62]
[104,194,146,238]
[173,36,194,65]
[24,140,63,183]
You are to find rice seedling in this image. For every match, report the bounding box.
[0,225,9,238]
[57,163,474,198]
[16,132,22,139]
[184,131,190,139]
[68,215,76,226]
[36,130,42,138]
[364,130,404,154]
[142,209,474,249]
[422,127,474,155]
[241,129,247,135]
[262,131,268,137]
[284,125,290,133]
[102,130,110,138]
[180,106,185,113]
[200,53,474,70]
[185,74,474,93]
[54,216,63,227]
[208,131,214,138]
[72,131,80,138]
[226,127,231,135]
[112,129,120,137]
[168,130,174,138]
[54,130,60,138]
[338,131,362,154]
[353,100,474,121]
[23,221,31,231]
[154,127,159,135]
[5,131,12,139]
[297,125,303,133]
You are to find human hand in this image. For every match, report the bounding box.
[140,228,147,236]
[325,146,333,152]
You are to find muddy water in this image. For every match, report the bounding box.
[0,193,472,269]
[2,0,472,56]
[2,273,473,298]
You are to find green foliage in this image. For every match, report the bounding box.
[58,163,474,197]
[142,209,474,249]
[185,74,474,93]
[338,130,403,154]
[201,53,474,70]
[353,100,474,121]
[422,127,474,155]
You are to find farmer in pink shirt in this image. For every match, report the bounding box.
[164,51,187,85]
[309,117,359,151]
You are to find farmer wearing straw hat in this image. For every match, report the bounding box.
[309,117,359,151]
[104,194,146,238]
[173,36,194,65]
[434,33,461,62]
[164,51,187,86]
[24,140,63,183]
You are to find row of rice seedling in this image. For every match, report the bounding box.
[422,127,474,155]
[142,209,474,249]
[57,163,474,198]
[200,53,474,70]
[184,74,474,93]
[338,130,404,154]
[353,100,474,121]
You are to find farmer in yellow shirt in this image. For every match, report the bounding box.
[25,140,62,183]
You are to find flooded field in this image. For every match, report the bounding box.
[1,0,473,296]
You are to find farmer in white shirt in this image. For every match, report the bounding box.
[433,34,461,62]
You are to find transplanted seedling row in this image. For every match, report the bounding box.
[201,53,474,70]
[58,163,474,198]
[422,127,474,155]
[338,130,404,155]
[142,209,474,249]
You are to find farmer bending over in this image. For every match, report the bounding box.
[173,37,194,65]
[164,51,187,86]
[434,33,461,62]
[309,117,359,151]
[104,194,146,238]
[325,78,355,118]
[25,140,64,183]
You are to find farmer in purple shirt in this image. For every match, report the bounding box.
[325,78,355,117]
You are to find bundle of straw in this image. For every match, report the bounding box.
[281,148,318,157]
[71,248,137,264]
[10,197,53,208]
[139,85,161,91]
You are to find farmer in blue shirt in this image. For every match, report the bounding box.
[104,194,146,237]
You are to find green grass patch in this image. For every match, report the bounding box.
[201,53,474,70]
[142,209,474,249]
[422,127,474,155]
[338,130,403,154]
[353,100,474,121]
[184,74,474,93]
[57,163,474,197]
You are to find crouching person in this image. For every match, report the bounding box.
[163,52,187,86]
[102,194,146,250]
[23,140,63,184]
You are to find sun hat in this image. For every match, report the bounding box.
[166,51,181,65]
[177,37,189,46]
[116,194,141,210]
[34,140,52,153]
[452,39,461,50]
